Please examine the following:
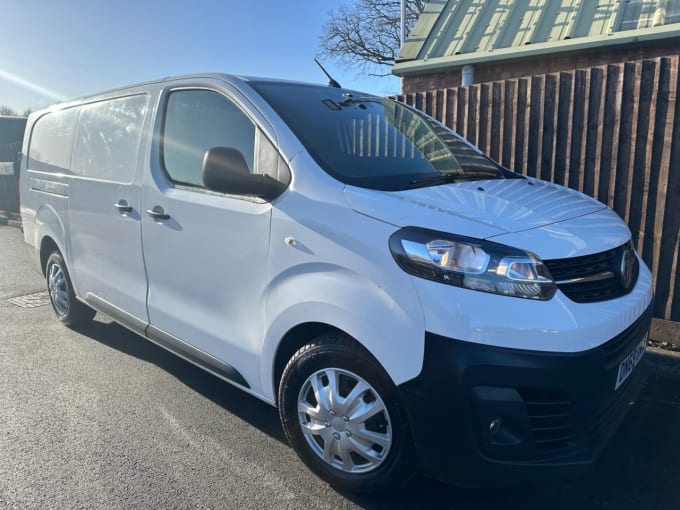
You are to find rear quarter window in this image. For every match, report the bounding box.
[72,95,148,183]
[28,108,78,174]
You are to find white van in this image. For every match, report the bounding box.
[20,74,652,492]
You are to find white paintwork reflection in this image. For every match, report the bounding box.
[344,177,605,239]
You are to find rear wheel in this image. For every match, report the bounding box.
[278,333,416,492]
[46,251,95,327]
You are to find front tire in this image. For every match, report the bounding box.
[46,251,95,327]
[278,333,416,492]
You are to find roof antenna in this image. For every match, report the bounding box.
[314,59,342,88]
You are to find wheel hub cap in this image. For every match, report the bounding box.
[48,263,69,316]
[297,368,392,474]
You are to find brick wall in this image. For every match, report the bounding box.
[399,39,680,93]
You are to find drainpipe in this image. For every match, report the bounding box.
[400,0,406,47]
[461,65,475,86]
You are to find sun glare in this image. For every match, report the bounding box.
[0,69,67,104]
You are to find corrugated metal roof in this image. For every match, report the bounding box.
[394,0,680,74]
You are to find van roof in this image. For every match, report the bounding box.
[31,73,340,116]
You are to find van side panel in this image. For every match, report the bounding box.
[261,154,426,400]
[67,94,152,323]
[20,109,73,276]
[19,115,36,248]
[32,202,68,267]
[25,106,79,270]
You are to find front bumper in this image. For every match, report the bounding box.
[398,304,652,486]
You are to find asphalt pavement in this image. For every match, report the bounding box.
[1,224,680,510]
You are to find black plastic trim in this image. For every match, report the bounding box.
[544,242,639,303]
[146,325,250,389]
[82,294,250,389]
[84,293,147,336]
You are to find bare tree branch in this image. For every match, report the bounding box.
[319,0,425,74]
[0,106,18,116]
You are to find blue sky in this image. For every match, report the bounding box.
[1,0,401,112]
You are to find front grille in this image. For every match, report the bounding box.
[518,388,576,453]
[543,243,639,303]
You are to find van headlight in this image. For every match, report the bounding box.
[389,227,556,300]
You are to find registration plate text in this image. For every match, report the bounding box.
[615,333,648,391]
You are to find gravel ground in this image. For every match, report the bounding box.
[649,339,680,352]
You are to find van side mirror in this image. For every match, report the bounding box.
[202,147,287,201]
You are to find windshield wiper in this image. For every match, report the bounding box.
[322,96,381,111]
[339,96,381,106]
[405,173,463,189]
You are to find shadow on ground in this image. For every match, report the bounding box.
[77,318,680,510]
[76,318,286,444]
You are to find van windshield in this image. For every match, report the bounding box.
[249,81,518,191]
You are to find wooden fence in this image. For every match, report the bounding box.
[398,56,680,323]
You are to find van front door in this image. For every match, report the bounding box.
[141,87,272,388]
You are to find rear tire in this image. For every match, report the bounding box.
[278,332,416,493]
[46,251,95,327]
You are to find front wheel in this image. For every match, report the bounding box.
[278,333,416,492]
[46,251,95,327]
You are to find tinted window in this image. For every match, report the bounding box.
[72,95,148,183]
[250,81,515,191]
[28,108,78,174]
[162,90,255,188]
[256,129,291,186]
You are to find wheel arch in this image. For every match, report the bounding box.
[39,236,61,275]
[272,322,381,405]
[260,266,426,403]
[33,203,68,275]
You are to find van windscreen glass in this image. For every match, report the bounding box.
[249,81,517,191]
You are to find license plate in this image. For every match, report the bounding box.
[614,333,648,391]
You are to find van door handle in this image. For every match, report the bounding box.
[114,200,133,213]
[146,206,170,220]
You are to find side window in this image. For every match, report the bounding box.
[72,95,148,183]
[162,89,255,188]
[28,108,78,174]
